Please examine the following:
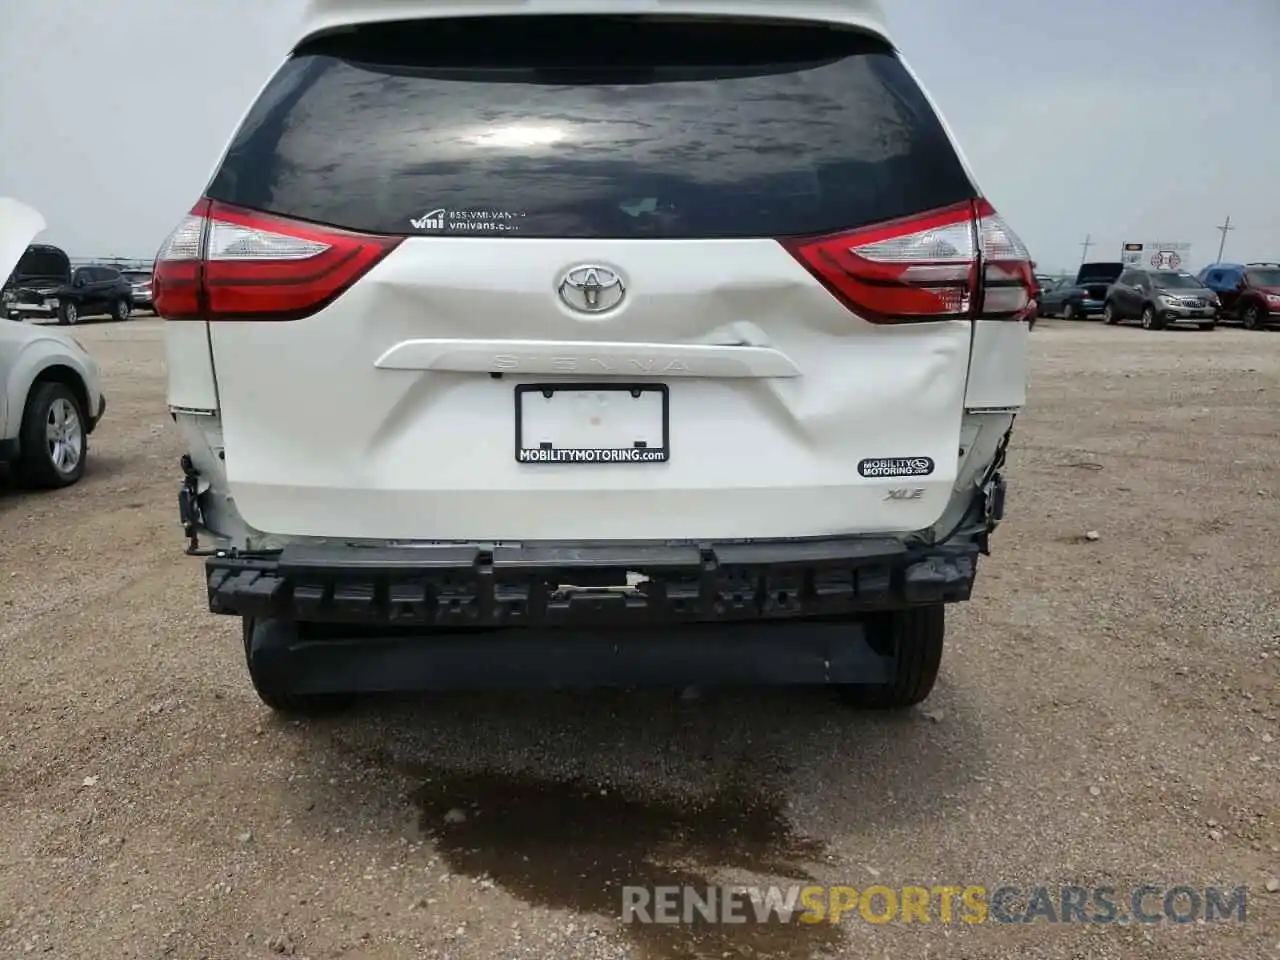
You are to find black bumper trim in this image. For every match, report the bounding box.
[247,618,894,692]
[206,537,979,626]
[87,393,106,433]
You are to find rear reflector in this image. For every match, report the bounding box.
[153,201,401,321]
[781,199,1034,323]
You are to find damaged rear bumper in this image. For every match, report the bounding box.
[192,466,1006,689]
[205,530,991,629]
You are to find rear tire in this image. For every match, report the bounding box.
[243,618,355,717]
[1103,303,1118,325]
[838,604,945,709]
[1241,303,1264,330]
[1062,302,1077,322]
[111,297,131,322]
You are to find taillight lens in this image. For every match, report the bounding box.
[974,198,1035,320]
[153,200,401,321]
[781,199,1034,323]
[151,203,208,320]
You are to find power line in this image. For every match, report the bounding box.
[1214,215,1234,262]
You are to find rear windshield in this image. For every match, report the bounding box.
[206,16,974,239]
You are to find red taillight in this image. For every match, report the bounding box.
[153,200,401,321]
[780,200,1034,324]
[973,198,1036,320]
[151,200,208,320]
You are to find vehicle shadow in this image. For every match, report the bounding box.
[19,315,125,328]
[278,682,984,959]
[0,452,128,511]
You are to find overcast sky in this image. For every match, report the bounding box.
[2,0,1277,273]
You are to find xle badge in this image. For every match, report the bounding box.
[858,457,935,479]
[885,488,925,501]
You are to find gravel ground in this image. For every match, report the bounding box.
[1,317,1277,959]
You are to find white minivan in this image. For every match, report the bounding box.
[158,0,1030,714]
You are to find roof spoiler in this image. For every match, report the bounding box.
[295,0,890,48]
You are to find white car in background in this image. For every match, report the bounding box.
[159,0,1030,714]
[1,198,107,487]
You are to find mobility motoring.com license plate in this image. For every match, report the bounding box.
[514,383,669,464]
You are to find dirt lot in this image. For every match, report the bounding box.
[1,317,1277,959]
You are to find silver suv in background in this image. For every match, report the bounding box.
[1,199,108,487]
[1103,269,1220,330]
[121,269,155,312]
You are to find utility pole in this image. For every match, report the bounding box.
[1214,215,1233,262]
[1079,234,1093,264]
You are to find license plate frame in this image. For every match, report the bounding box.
[514,382,670,465]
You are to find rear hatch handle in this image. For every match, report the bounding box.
[373,339,802,379]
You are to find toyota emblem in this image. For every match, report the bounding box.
[557,264,625,314]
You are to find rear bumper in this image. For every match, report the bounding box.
[207,530,991,628]
[1078,299,1105,315]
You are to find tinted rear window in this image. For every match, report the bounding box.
[206,16,974,239]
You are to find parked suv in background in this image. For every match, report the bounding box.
[1103,269,1219,330]
[159,0,1032,715]
[1197,262,1280,330]
[1038,261,1124,321]
[3,242,72,321]
[47,266,134,325]
[121,269,154,312]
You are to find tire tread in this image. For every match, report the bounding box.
[242,618,354,716]
[840,604,945,710]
